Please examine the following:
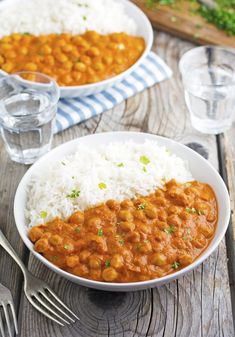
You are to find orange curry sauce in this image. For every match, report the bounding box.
[0,31,145,86]
[28,180,218,283]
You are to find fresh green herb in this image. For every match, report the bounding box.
[61,161,66,166]
[143,239,149,243]
[138,203,146,210]
[76,57,81,62]
[40,211,47,219]
[98,229,103,236]
[117,162,124,167]
[98,182,107,190]
[164,225,175,234]
[143,166,147,173]
[23,32,31,35]
[140,155,150,165]
[64,244,73,250]
[51,256,59,262]
[83,15,87,21]
[184,182,192,188]
[162,176,166,183]
[72,176,75,179]
[172,261,180,269]
[66,189,80,198]
[118,239,124,245]
[74,227,81,233]
[105,260,111,267]
[185,207,204,215]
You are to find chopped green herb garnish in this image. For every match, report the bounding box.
[172,261,180,269]
[117,162,124,167]
[105,260,111,267]
[143,166,147,173]
[98,229,103,236]
[74,227,81,233]
[61,161,66,166]
[98,182,107,190]
[164,225,175,234]
[66,189,80,198]
[51,256,59,262]
[140,155,150,165]
[143,239,149,243]
[23,32,31,35]
[185,207,204,215]
[64,244,73,250]
[83,15,87,21]
[72,176,75,179]
[118,239,124,245]
[138,203,146,210]
[184,182,192,188]
[40,211,47,219]
[76,58,81,62]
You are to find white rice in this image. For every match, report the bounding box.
[0,0,137,38]
[26,140,193,227]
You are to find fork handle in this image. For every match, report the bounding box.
[0,230,29,278]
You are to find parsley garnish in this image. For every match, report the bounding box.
[105,260,111,267]
[51,256,59,262]
[117,163,124,167]
[83,15,87,21]
[185,207,204,215]
[74,227,80,233]
[64,244,73,250]
[172,261,180,269]
[164,225,175,234]
[61,161,66,166]
[40,211,47,219]
[118,239,124,245]
[138,203,146,210]
[98,229,103,236]
[66,189,80,198]
[23,32,31,35]
[143,166,147,173]
[98,182,107,190]
[140,155,150,165]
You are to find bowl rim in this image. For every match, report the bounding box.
[14,131,231,291]
[0,0,154,94]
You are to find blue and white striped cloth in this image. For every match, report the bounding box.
[55,51,172,133]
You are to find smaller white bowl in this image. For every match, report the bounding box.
[14,132,230,292]
[0,0,153,98]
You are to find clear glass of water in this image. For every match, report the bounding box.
[0,72,59,164]
[179,46,235,134]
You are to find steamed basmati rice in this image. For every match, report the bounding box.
[0,0,137,38]
[26,140,193,227]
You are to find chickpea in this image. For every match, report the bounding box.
[49,234,63,246]
[167,205,181,215]
[40,45,52,55]
[118,210,133,222]
[111,254,124,269]
[66,255,79,268]
[62,44,73,52]
[69,211,84,225]
[126,231,141,243]
[55,39,67,48]
[93,62,104,71]
[28,227,44,242]
[89,256,101,269]
[24,62,37,71]
[158,210,167,221]
[1,62,14,72]
[12,33,22,41]
[138,241,152,254]
[80,55,91,65]
[116,56,124,65]
[106,199,120,211]
[144,206,157,219]
[155,197,167,206]
[192,235,206,249]
[121,200,133,209]
[207,211,216,222]
[1,44,12,51]
[87,47,100,57]
[167,215,181,227]
[0,55,4,65]
[151,253,167,266]
[74,62,86,72]
[79,250,91,263]
[1,36,12,43]
[133,210,146,222]
[55,53,68,63]
[87,217,102,228]
[103,55,113,65]
[63,61,73,71]
[139,224,151,234]
[5,51,16,59]
[199,224,213,238]
[102,267,118,282]
[44,55,55,66]
[19,46,28,56]
[119,221,135,232]
[63,74,73,85]
[178,254,193,267]
[35,238,49,253]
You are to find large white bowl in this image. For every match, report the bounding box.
[14,132,230,291]
[0,0,153,98]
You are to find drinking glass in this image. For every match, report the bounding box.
[0,72,60,164]
[179,46,235,134]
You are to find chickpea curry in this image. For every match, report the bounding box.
[28,179,218,283]
[0,31,145,86]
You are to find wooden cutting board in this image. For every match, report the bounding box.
[132,0,235,48]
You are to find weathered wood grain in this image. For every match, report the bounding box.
[14,31,234,337]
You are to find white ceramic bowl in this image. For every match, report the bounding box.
[0,0,153,98]
[14,132,230,291]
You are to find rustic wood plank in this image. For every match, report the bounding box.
[16,31,234,337]
[132,0,235,48]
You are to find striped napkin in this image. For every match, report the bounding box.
[55,51,172,133]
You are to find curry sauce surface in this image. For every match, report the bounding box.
[29,180,218,283]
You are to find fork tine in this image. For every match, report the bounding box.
[32,294,71,325]
[0,313,5,337]
[45,288,79,320]
[26,296,64,326]
[2,304,13,337]
[40,290,75,323]
[8,303,18,334]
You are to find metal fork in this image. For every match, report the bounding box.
[0,283,18,337]
[0,230,79,326]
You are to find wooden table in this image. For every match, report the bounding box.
[0,30,234,337]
